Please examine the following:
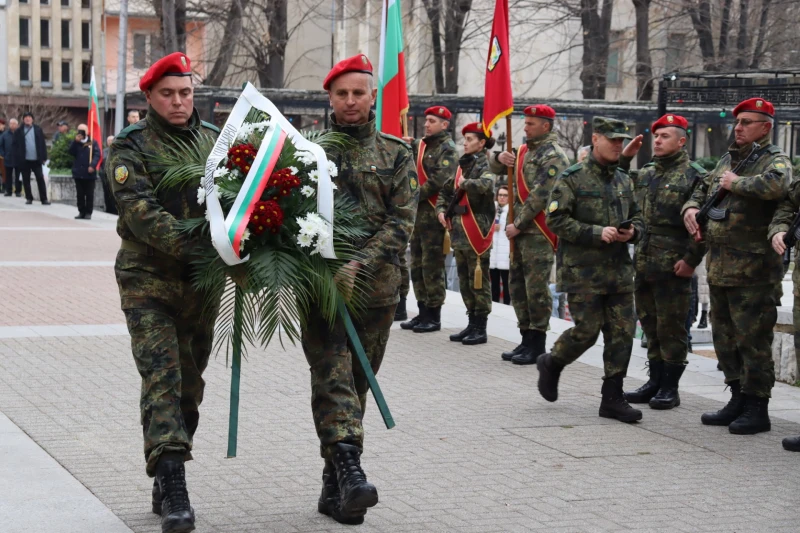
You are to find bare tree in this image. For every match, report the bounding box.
[555,119,587,160]
[633,0,653,164]
[420,0,474,93]
[0,92,70,136]
[152,0,187,54]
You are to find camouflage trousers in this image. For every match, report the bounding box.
[711,283,780,398]
[454,248,492,317]
[509,233,554,333]
[124,298,216,477]
[301,304,395,458]
[399,245,410,299]
[409,206,447,307]
[635,275,691,364]
[551,292,635,378]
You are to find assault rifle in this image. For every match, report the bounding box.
[782,210,800,266]
[695,142,765,229]
[443,186,466,221]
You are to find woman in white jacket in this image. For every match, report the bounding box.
[490,186,511,304]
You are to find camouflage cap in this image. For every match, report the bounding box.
[592,116,632,139]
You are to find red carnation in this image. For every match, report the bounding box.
[248,200,283,233]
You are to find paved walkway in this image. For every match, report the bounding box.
[1,195,800,533]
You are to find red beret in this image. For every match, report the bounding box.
[323,54,374,91]
[139,52,192,91]
[733,98,774,118]
[523,105,556,120]
[0,118,5,125]
[424,106,452,120]
[462,122,488,137]
[651,114,688,132]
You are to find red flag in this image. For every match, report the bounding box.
[88,66,103,166]
[482,0,513,136]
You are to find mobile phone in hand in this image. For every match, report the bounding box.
[618,219,633,230]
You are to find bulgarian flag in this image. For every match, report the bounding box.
[482,0,513,136]
[88,66,103,166]
[376,0,409,137]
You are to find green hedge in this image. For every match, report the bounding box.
[694,156,720,171]
[48,129,77,173]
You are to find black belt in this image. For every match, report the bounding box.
[120,239,174,260]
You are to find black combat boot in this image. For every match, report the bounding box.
[152,479,162,514]
[512,330,545,365]
[394,297,407,321]
[728,395,771,435]
[413,305,441,333]
[623,360,663,404]
[449,313,474,342]
[331,443,378,517]
[318,459,364,525]
[697,310,708,329]
[782,436,800,451]
[400,303,426,330]
[74,213,85,219]
[537,353,564,402]
[701,381,744,426]
[649,363,685,410]
[461,315,487,345]
[155,453,195,533]
[501,329,528,361]
[599,375,643,423]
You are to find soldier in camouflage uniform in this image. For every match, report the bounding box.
[618,114,707,411]
[309,54,417,525]
[395,248,409,320]
[488,105,570,365]
[537,117,645,423]
[436,122,496,345]
[106,52,218,533]
[683,98,790,435]
[399,106,457,333]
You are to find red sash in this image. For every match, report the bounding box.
[457,167,496,256]
[514,144,559,251]
[416,140,438,209]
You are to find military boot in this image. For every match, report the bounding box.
[728,395,771,435]
[318,459,364,525]
[649,363,685,410]
[599,376,643,423]
[400,303,426,330]
[501,329,528,361]
[413,305,441,333]
[536,353,564,402]
[782,436,800,451]
[393,296,407,321]
[701,381,744,426]
[331,443,378,517]
[450,313,474,342]
[623,360,663,404]
[155,453,195,533]
[462,315,487,345]
[697,310,708,329]
[152,479,162,514]
[512,330,545,365]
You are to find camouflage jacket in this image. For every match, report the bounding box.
[436,151,496,251]
[683,135,790,287]
[769,172,800,295]
[326,112,418,307]
[619,150,707,279]
[489,132,570,235]
[413,131,458,214]
[106,106,219,262]
[546,152,644,294]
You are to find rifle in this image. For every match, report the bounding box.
[444,186,465,221]
[782,210,800,266]
[696,142,764,228]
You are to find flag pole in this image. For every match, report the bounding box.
[506,115,514,255]
[401,112,408,138]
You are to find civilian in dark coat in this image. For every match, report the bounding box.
[13,112,50,204]
[68,128,101,219]
[0,119,22,196]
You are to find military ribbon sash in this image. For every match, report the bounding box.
[514,144,559,251]
[458,168,496,256]
[416,140,438,209]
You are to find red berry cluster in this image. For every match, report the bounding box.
[226,143,257,174]
[266,168,302,199]
[249,200,284,235]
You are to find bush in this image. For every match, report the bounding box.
[48,129,77,174]
[694,156,720,171]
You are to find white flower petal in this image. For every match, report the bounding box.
[196,186,206,205]
[327,160,338,177]
[301,185,315,198]
[308,169,319,183]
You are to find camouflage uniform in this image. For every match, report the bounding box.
[684,135,790,398]
[409,132,457,308]
[398,247,410,299]
[546,150,644,378]
[436,151,496,316]
[489,132,569,333]
[301,112,417,456]
[106,106,220,477]
[619,150,707,364]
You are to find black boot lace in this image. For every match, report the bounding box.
[161,464,191,514]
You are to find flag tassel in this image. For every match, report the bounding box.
[474,254,483,290]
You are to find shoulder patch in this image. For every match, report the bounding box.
[115,122,146,141]
[409,176,418,191]
[548,200,559,213]
[201,120,221,134]
[114,165,129,185]
[378,131,410,149]
[547,165,559,177]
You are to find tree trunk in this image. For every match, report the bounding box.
[683,0,717,70]
[442,0,472,93]
[749,0,772,68]
[579,0,613,100]
[632,0,653,166]
[718,0,733,60]
[161,0,179,53]
[175,0,187,53]
[422,0,445,93]
[205,0,247,86]
[256,0,288,88]
[735,0,749,69]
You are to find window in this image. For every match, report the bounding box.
[20,0,29,3]
[20,18,31,47]
[81,21,91,49]
[41,19,51,48]
[20,59,31,85]
[61,0,70,5]
[62,61,72,86]
[41,0,50,5]
[41,60,52,86]
[81,60,91,86]
[665,33,684,72]
[81,0,90,7]
[61,20,71,48]
[133,34,147,68]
